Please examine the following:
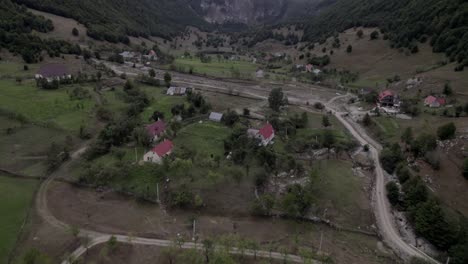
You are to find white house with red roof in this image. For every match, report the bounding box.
[248,123,275,146]
[424,95,446,108]
[146,120,166,141]
[143,140,174,164]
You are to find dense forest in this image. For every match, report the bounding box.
[13,0,212,43]
[0,0,82,63]
[302,0,468,70]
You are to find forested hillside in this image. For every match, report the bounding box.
[0,0,81,63]
[302,0,468,70]
[13,0,211,43]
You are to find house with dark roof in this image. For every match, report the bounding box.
[143,140,174,164]
[146,120,166,141]
[248,123,275,146]
[35,64,71,82]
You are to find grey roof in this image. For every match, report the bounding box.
[209,112,223,121]
[167,87,187,95]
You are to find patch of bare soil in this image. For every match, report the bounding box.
[47,182,397,264]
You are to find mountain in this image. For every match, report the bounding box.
[190,0,287,24]
[13,0,212,42]
[0,0,82,63]
[190,0,328,25]
[302,0,468,70]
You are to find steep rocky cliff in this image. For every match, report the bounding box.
[195,0,287,24]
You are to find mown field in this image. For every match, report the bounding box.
[170,57,258,79]
[0,62,39,79]
[0,116,69,176]
[0,176,39,263]
[174,121,230,157]
[312,159,373,228]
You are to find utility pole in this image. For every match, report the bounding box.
[192,219,196,241]
[135,147,138,163]
[318,231,323,253]
[156,183,160,204]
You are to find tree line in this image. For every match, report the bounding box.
[0,0,82,62]
[14,0,212,43]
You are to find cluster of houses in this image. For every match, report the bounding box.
[375,89,448,116]
[119,50,158,65]
[424,95,446,108]
[296,64,322,75]
[142,115,275,164]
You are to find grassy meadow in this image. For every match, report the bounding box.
[0,62,39,79]
[0,80,95,131]
[140,86,186,122]
[0,176,39,263]
[173,121,230,157]
[171,57,258,79]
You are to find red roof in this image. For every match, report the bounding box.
[379,90,394,100]
[259,123,274,139]
[425,95,437,105]
[146,120,166,137]
[436,97,446,105]
[151,140,173,157]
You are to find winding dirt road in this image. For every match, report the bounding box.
[327,107,439,264]
[37,62,440,263]
[36,148,317,263]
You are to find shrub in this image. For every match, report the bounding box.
[463,158,468,180]
[437,122,456,140]
[370,30,379,40]
[386,181,400,206]
[380,143,403,173]
[424,151,440,170]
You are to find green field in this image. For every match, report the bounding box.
[171,57,258,79]
[100,90,128,112]
[0,116,69,176]
[174,121,230,157]
[312,160,371,227]
[0,176,39,263]
[140,86,186,122]
[370,113,466,144]
[0,62,39,79]
[0,80,95,131]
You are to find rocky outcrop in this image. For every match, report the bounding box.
[197,0,287,24]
